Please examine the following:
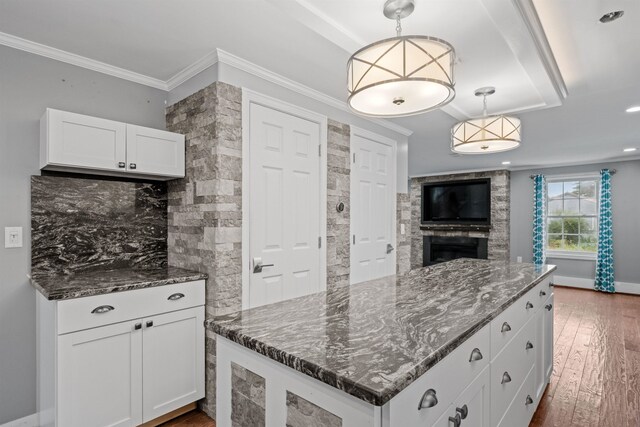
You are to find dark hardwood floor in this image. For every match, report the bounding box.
[531,286,640,427]
[163,286,640,427]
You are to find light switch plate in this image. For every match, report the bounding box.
[400,224,406,235]
[517,256,523,263]
[5,227,23,248]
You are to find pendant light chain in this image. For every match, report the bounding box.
[396,10,402,37]
[482,94,488,117]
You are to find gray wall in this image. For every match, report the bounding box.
[510,160,640,284]
[0,45,167,424]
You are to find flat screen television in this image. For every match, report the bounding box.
[421,179,491,225]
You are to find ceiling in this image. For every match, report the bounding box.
[0,0,639,175]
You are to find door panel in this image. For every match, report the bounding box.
[350,132,396,284]
[249,104,321,308]
[142,307,204,422]
[58,320,142,427]
[126,125,185,177]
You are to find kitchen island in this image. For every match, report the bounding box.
[209,259,556,427]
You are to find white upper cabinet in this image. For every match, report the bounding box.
[40,108,185,180]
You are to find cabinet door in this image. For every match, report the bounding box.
[142,306,204,422]
[544,295,554,380]
[534,307,546,400]
[452,366,490,427]
[47,109,127,171]
[126,124,185,177]
[58,320,142,427]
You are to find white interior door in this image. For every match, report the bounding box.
[248,103,322,308]
[350,130,396,285]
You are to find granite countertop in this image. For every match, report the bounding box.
[208,259,556,406]
[30,266,208,300]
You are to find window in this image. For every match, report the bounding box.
[546,177,599,257]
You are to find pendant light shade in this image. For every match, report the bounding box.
[451,87,522,154]
[347,0,456,117]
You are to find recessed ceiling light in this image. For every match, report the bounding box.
[600,10,624,23]
[502,161,511,165]
[626,106,640,113]
[623,148,637,152]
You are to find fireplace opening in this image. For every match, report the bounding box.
[423,236,488,266]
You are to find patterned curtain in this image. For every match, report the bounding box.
[532,174,546,265]
[595,169,614,292]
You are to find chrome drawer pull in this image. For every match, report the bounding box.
[469,348,483,362]
[525,395,534,405]
[129,163,137,169]
[418,389,438,409]
[168,293,185,301]
[526,301,534,310]
[501,371,512,384]
[501,322,512,333]
[91,305,114,314]
[456,404,468,419]
[545,304,553,311]
[117,161,126,168]
[540,290,546,297]
[449,413,461,427]
[526,341,534,350]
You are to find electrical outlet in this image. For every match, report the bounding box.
[517,256,522,263]
[5,227,23,248]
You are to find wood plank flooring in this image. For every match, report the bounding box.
[163,286,640,427]
[531,286,640,427]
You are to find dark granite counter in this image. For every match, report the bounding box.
[207,259,556,406]
[30,266,208,300]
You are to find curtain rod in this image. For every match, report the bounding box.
[529,169,617,179]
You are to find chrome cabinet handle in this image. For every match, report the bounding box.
[545,304,553,311]
[134,323,142,330]
[129,163,137,169]
[91,305,114,314]
[418,389,438,410]
[168,293,185,301]
[501,322,512,333]
[540,290,546,297]
[449,413,461,427]
[469,348,483,362]
[501,371,512,384]
[117,161,126,168]
[526,301,534,310]
[525,395,534,406]
[456,404,468,419]
[526,341,534,350]
[146,320,154,328]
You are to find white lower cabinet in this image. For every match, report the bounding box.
[38,280,205,427]
[435,366,491,427]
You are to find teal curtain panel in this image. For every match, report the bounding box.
[595,169,614,293]
[532,174,546,265]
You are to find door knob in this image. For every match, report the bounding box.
[252,257,274,273]
[386,243,395,254]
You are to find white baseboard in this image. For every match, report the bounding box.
[554,275,640,295]
[0,414,38,427]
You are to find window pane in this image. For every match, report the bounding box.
[563,198,579,214]
[580,181,596,198]
[564,181,579,198]
[548,199,563,215]
[548,182,563,198]
[580,196,597,215]
[563,217,581,234]
[548,218,563,234]
[548,234,563,250]
[580,217,597,234]
[565,235,579,250]
[580,234,598,252]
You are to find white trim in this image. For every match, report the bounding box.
[547,251,596,261]
[553,275,640,295]
[0,414,38,427]
[349,126,398,284]
[165,50,219,91]
[241,89,328,310]
[545,172,601,181]
[0,32,167,90]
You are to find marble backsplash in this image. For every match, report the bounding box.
[31,175,168,275]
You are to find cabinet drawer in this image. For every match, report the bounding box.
[57,280,205,335]
[491,281,542,359]
[497,365,537,427]
[490,314,536,425]
[388,325,490,426]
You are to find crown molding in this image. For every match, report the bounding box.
[0,31,167,90]
[166,50,219,91]
[215,49,413,137]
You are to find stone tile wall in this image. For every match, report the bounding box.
[286,391,342,427]
[396,192,411,275]
[410,170,510,269]
[231,363,266,427]
[326,120,351,290]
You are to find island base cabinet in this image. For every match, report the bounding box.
[433,366,491,427]
[58,320,143,427]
